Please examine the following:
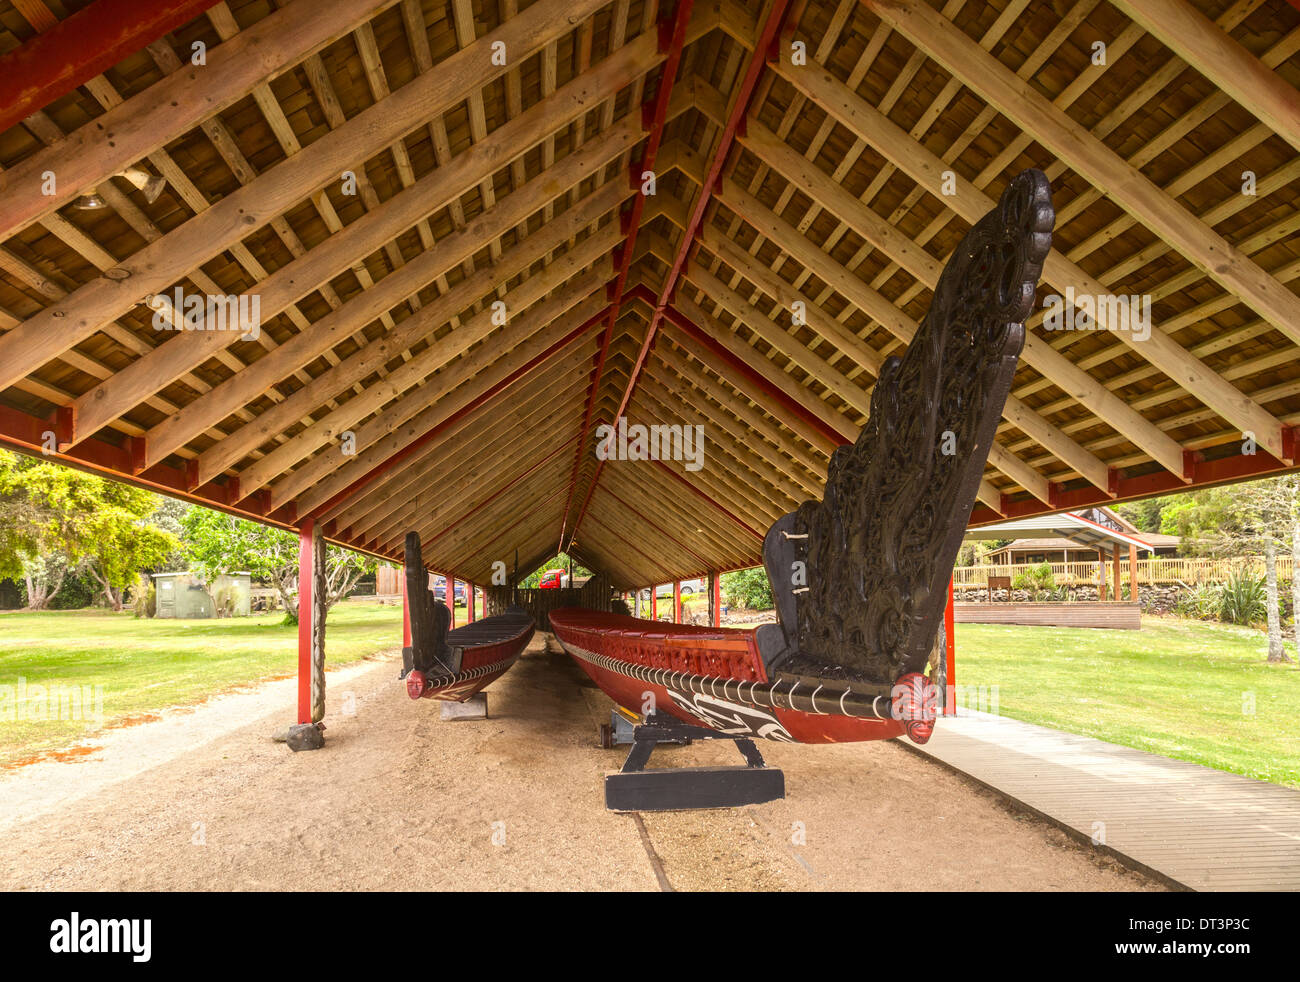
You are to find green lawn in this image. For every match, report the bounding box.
[0,601,403,766]
[955,618,1300,788]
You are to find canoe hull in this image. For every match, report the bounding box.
[549,608,930,745]
[404,611,534,703]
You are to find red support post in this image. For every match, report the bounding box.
[673,580,681,624]
[711,570,721,627]
[296,520,315,725]
[651,587,658,622]
[468,583,476,623]
[944,577,956,716]
[447,575,456,628]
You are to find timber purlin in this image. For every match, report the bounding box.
[0,0,1297,590]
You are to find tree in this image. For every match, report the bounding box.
[1163,476,1299,663]
[0,450,180,610]
[519,552,590,588]
[180,507,373,622]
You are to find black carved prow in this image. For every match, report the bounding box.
[757,169,1055,686]
[401,531,452,678]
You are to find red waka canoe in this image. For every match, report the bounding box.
[548,608,934,745]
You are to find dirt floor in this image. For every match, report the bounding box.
[0,636,1157,891]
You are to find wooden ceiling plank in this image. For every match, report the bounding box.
[244,260,611,499]
[0,0,621,397]
[287,295,609,514]
[1110,0,1300,154]
[870,1,1300,358]
[164,155,635,479]
[778,58,1246,473]
[0,0,391,241]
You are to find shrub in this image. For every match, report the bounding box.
[1011,562,1054,594]
[132,582,157,619]
[1218,567,1266,626]
[722,567,773,610]
[213,584,237,618]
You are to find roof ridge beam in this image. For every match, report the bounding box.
[564,0,797,551]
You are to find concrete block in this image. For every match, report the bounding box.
[440,693,488,721]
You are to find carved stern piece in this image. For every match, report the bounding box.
[757,169,1055,740]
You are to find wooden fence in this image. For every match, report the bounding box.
[953,556,1294,588]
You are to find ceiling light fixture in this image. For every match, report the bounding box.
[116,166,166,204]
[73,193,105,210]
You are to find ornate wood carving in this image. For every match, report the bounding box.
[402,531,452,677]
[758,168,1055,684]
[310,522,327,723]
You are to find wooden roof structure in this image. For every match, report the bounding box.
[0,0,1297,591]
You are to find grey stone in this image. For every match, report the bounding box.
[286,722,325,751]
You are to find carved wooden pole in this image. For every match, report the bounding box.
[673,580,681,623]
[651,587,658,621]
[296,521,314,725]
[1129,544,1139,605]
[708,571,719,627]
[311,523,326,724]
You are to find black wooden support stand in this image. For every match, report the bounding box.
[604,712,785,812]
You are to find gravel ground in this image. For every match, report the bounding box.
[0,636,1156,891]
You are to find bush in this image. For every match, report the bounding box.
[1174,581,1220,620]
[132,582,157,619]
[1011,562,1054,593]
[722,567,773,610]
[213,584,237,618]
[1218,568,1266,626]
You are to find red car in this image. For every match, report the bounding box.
[538,568,568,589]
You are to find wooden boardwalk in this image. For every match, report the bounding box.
[906,711,1300,890]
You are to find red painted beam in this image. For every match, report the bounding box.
[0,0,222,134]
[656,295,851,445]
[601,483,713,571]
[306,306,609,521]
[608,0,794,431]
[424,437,579,548]
[969,448,1298,526]
[562,0,795,553]
[556,0,696,552]
[0,403,396,564]
[649,458,764,540]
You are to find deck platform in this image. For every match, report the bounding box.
[906,711,1300,891]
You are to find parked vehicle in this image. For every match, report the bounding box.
[654,578,704,599]
[432,575,468,605]
[538,568,569,589]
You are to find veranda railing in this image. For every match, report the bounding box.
[952,556,1294,588]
